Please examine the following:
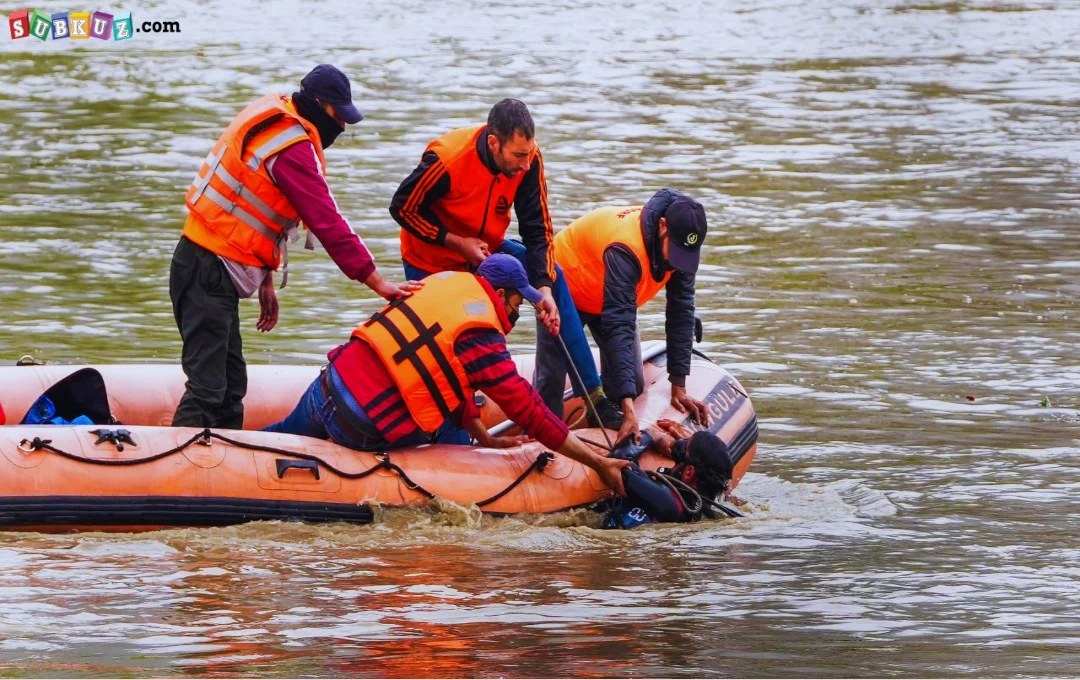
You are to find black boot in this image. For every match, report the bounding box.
[588,396,624,430]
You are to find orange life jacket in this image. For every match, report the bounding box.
[554,205,672,315]
[351,271,504,432]
[182,93,325,269]
[400,125,532,273]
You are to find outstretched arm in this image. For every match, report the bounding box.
[272,142,420,300]
[465,416,531,449]
[270,141,376,282]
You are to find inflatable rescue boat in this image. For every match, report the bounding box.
[0,344,757,532]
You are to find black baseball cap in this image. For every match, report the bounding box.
[300,64,363,124]
[687,431,733,493]
[664,196,708,273]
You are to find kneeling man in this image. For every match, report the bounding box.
[265,254,628,495]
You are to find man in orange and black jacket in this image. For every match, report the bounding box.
[389,99,624,433]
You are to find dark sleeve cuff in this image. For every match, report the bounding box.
[668,374,686,388]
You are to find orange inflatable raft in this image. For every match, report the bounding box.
[0,344,757,532]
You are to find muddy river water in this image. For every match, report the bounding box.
[0,0,1077,675]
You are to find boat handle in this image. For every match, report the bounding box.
[275,458,320,480]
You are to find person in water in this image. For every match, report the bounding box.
[264,254,630,497]
[171,64,420,430]
[602,420,735,529]
[538,189,713,446]
[388,98,625,430]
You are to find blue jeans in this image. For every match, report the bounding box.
[403,239,601,414]
[263,368,467,449]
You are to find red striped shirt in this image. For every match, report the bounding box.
[329,284,569,450]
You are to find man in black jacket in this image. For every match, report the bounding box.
[543,189,711,443]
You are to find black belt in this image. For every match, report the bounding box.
[319,368,382,446]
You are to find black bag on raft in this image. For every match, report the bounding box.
[20,368,116,425]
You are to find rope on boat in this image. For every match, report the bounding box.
[474,452,554,507]
[17,428,556,508]
[577,435,612,452]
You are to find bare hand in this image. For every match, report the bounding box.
[534,287,560,336]
[596,457,630,497]
[642,425,677,458]
[479,433,532,449]
[615,403,640,447]
[256,274,278,332]
[671,385,711,426]
[366,271,424,301]
[655,417,695,440]
[448,234,490,268]
[559,434,628,497]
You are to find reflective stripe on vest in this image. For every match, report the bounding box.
[188,145,225,205]
[201,185,281,244]
[189,144,299,239]
[247,124,309,171]
[213,160,299,231]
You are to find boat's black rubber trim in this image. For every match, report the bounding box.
[0,495,372,527]
[728,416,759,465]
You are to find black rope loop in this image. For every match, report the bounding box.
[375,452,435,498]
[476,452,554,508]
[16,429,569,512]
[205,430,395,481]
[20,430,207,466]
[15,427,395,481]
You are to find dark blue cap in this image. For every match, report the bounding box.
[475,254,544,304]
[664,195,708,273]
[300,64,363,124]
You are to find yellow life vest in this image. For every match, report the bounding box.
[555,205,671,315]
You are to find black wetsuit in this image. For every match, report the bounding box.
[602,464,689,529]
[601,432,691,529]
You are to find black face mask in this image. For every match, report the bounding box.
[508,309,520,327]
[292,90,344,149]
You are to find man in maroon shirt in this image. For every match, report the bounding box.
[171,65,420,429]
[265,254,630,497]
